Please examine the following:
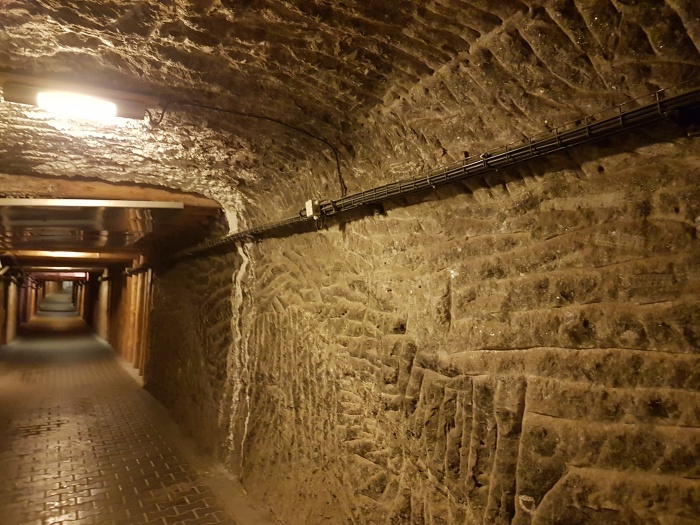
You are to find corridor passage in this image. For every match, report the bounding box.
[0,290,239,525]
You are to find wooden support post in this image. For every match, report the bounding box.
[77,283,84,319]
[126,274,138,363]
[132,271,144,368]
[6,281,18,343]
[96,271,110,340]
[138,269,152,374]
[29,285,37,319]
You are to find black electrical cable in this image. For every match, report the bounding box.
[124,84,700,276]
[146,104,167,125]
[170,100,347,197]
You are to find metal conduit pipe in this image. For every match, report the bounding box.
[320,86,700,217]
[125,84,700,276]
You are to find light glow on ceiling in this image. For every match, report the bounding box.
[36,91,117,121]
[31,271,88,280]
[37,251,101,259]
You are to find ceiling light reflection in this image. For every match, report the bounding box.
[39,251,100,259]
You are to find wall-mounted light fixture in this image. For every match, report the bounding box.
[37,91,118,120]
[0,74,159,122]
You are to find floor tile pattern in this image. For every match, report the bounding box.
[0,305,238,525]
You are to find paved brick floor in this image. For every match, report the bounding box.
[0,292,240,525]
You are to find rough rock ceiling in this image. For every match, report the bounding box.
[0,1,698,210]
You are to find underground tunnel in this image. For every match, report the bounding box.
[0,1,699,524]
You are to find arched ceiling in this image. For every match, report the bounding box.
[0,0,698,210]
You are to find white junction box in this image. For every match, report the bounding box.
[305,199,321,219]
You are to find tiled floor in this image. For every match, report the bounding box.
[0,292,240,525]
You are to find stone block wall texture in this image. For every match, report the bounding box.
[148,231,242,458]
[0,1,698,521]
[130,1,700,524]
[147,128,700,524]
[2,0,699,208]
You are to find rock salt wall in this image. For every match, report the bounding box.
[148,129,700,524]
[1,0,698,522]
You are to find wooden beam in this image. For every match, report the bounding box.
[0,173,221,209]
[12,250,136,261]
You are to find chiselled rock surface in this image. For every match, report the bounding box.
[1,1,699,524]
[148,219,241,455]
[1,1,699,208]
[150,130,700,524]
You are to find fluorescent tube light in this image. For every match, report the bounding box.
[2,81,149,120]
[37,91,118,121]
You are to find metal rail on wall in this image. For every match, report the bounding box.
[126,83,700,275]
[319,84,700,217]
